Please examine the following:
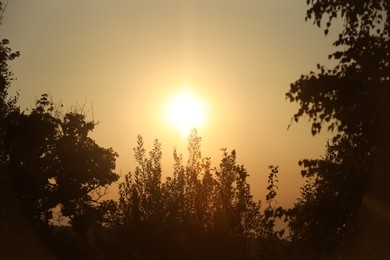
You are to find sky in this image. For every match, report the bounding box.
[1,0,340,207]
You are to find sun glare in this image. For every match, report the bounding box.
[164,89,206,136]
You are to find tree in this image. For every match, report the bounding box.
[0,3,20,174]
[115,135,166,258]
[3,95,119,230]
[257,166,288,259]
[287,138,370,258]
[0,8,50,255]
[212,148,263,258]
[161,147,186,247]
[131,136,163,226]
[0,4,17,167]
[286,0,390,257]
[184,129,203,222]
[115,130,270,259]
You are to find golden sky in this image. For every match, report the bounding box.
[1,0,340,206]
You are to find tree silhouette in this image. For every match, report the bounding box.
[0,4,120,254]
[114,129,287,259]
[114,135,166,258]
[287,137,370,258]
[287,0,390,257]
[0,7,20,176]
[0,5,45,257]
[0,93,119,259]
[4,95,119,228]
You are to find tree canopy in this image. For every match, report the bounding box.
[0,5,119,255]
[113,130,284,259]
[286,0,390,257]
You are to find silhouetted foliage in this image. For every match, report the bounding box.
[3,95,119,230]
[287,0,390,257]
[112,129,287,259]
[287,137,371,258]
[0,96,119,258]
[0,7,20,175]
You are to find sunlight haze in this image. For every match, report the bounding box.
[1,0,340,206]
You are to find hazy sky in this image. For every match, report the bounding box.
[1,0,340,206]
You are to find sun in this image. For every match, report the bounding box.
[164,89,206,136]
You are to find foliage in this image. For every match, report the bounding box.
[0,6,120,254]
[287,137,371,257]
[0,17,20,174]
[286,0,390,257]
[0,39,19,115]
[2,94,119,230]
[306,0,390,40]
[114,129,285,259]
[288,0,389,137]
